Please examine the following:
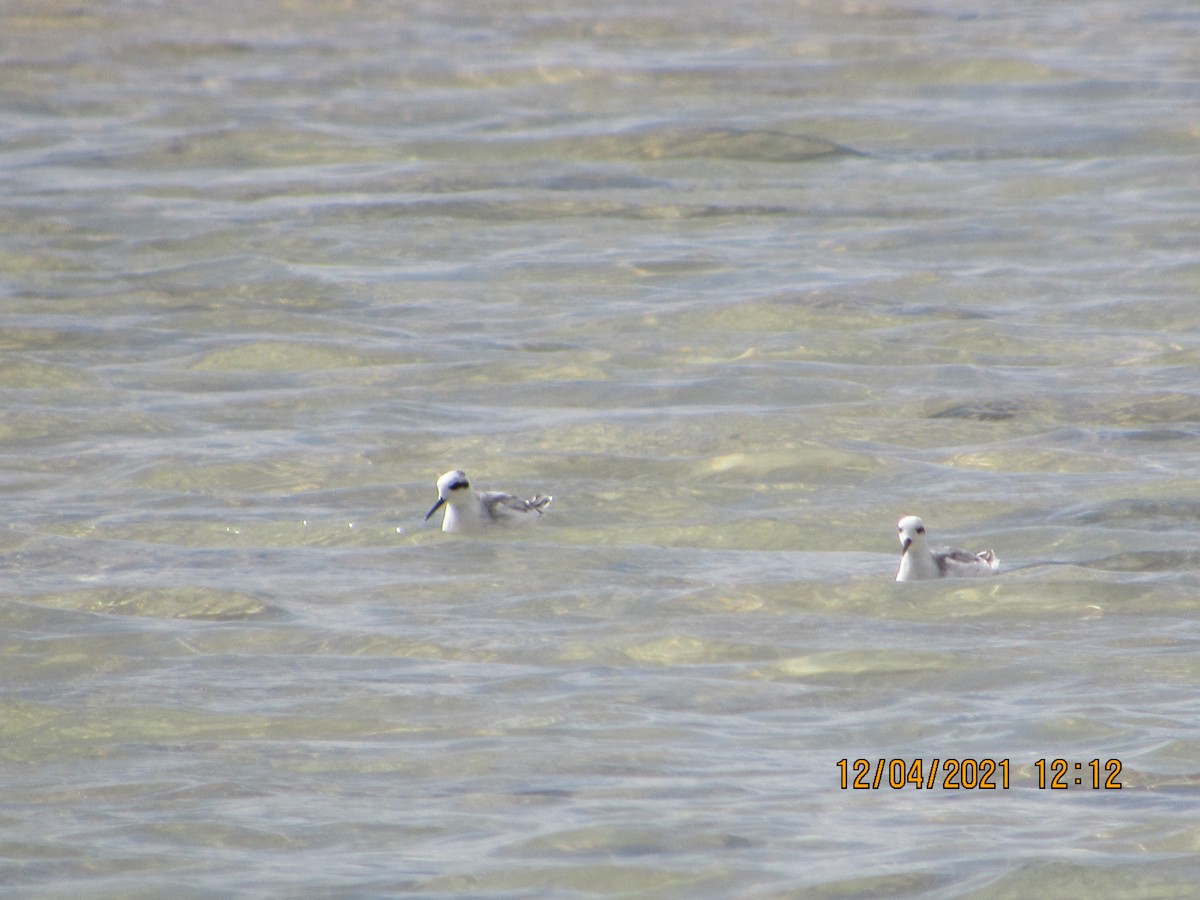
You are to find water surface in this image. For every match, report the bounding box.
[3,0,1200,895]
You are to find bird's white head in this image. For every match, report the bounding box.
[897,515,928,555]
[425,470,471,521]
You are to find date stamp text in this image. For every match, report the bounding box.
[836,758,1123,790]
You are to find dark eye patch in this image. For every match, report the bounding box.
[449,478,470,491]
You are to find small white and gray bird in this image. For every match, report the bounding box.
[424,470,552,534]
[895,515,998,582]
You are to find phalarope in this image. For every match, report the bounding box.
[895,515,998,581]
[424,470,552,534]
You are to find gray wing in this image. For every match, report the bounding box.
[481,491,552,522]
[934,547,998,577]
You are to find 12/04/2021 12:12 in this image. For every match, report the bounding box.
[837,758,1124,790]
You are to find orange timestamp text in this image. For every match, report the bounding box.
[836,758,1124,790]
[837,757,1009,790]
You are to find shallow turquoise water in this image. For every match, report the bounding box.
[2,1,1200,895]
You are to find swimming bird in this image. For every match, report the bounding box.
[424,470,552,534]
[895,515,998,581]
